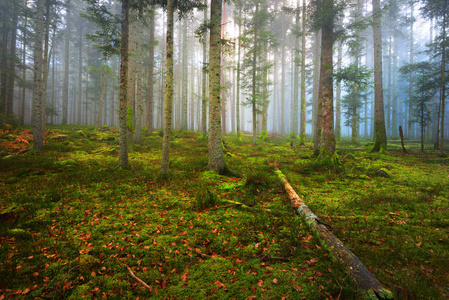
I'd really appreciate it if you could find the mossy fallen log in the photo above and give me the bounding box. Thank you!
[274,167,393,300]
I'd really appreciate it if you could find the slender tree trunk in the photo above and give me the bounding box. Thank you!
[252,3,259,144]
[32,0,45,150]
[299,0,307,144]
[313,31,321,152]
[134,22,143,144]
[181,18,188,130]
[262,41,268,136]
[221,2,227,134]
[127,11,137,140]
[118,0,129,168]
[440,5,447,156]
[62,0,70,124]
[96,70,107,129]
[160,0,174,175]
[371,0,387,152]
[77,27,83,125]
[280,19,286,135]
[201,0,208,136]
[408,3,414,138]
[21,1,28,125]
[335,42,342,141]
[319,21,335,157]
[5,3,18,117]
[392,24,398,138]
[146,9,155,135]
[236,4,241,139]
[291,3,300,138]
[208,0,227,174]
[41,1,51,131]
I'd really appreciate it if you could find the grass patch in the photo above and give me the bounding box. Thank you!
[0,126,447,299]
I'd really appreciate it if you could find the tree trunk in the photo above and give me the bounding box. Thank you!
[275,167,393,299]
[118,0,129,168]
[208,0,227,174]
[62,0,70,125]
[77,27,83,125]
[41,1,51,132]
[201,0,208,136]
[127,10,137,139]
[371,0,387,152]
[319,21,335,158]
[335,42,342,141]
[21,0,28,125]
[5,2,18,117]
[32,0,45,151]
[291,2,300,138]
[235,4,241,139]
[313,31,321,152]
[252,3,259,144]
[96,71,107,129]
[160,0,174,175]
[299,0,307,144]
[181,18,188,130]
[440,2,447,156]
[134,22,143,144]
[408,3,414,138]
[147,9,155,135]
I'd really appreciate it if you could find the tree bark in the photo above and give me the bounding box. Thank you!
[134,21,143,144]
[32,0,45,151]
[208,0,227,174]
[181,18,188,130]
[299,0,307,144]
[319,21,335,157]
[62,0,70,125]
[201,0,208,137]
[146,9,155,135]
[275,167,393,299]
[118,0,129,168]
[160,0,174,175]
[371,0,387,152]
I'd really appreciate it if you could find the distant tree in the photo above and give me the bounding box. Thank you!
[335,64,372,144]
[420,0,449,156]
[400,62,437,152]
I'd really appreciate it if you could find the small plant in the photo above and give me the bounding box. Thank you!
[194,188,218,210]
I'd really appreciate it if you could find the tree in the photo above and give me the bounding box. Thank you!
[371,0,387,152]
[400,62,435,152]
[118,0,130,168]
[420,0,449,156]
[299,0,307,144]
[201,0,208,137]
[208,0,227,173]
[160,0,174,175]
[335,64,372,143]
[309,0,341,157]
[146,8,155,135]
[62,0,71,125]
[32,0,45,151]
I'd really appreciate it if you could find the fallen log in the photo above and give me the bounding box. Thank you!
[274,167,393,300]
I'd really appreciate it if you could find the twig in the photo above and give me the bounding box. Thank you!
[125,264,152,291]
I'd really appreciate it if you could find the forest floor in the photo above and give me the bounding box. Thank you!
[0,124,448,299]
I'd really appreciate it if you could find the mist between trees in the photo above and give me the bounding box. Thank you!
[1,0,448,156]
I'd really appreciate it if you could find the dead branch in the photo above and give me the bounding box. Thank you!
[125,264,152,292]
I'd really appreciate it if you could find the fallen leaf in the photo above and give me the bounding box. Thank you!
[273,278,278,283]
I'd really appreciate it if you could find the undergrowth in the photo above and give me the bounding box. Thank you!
[0,126,447,299]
